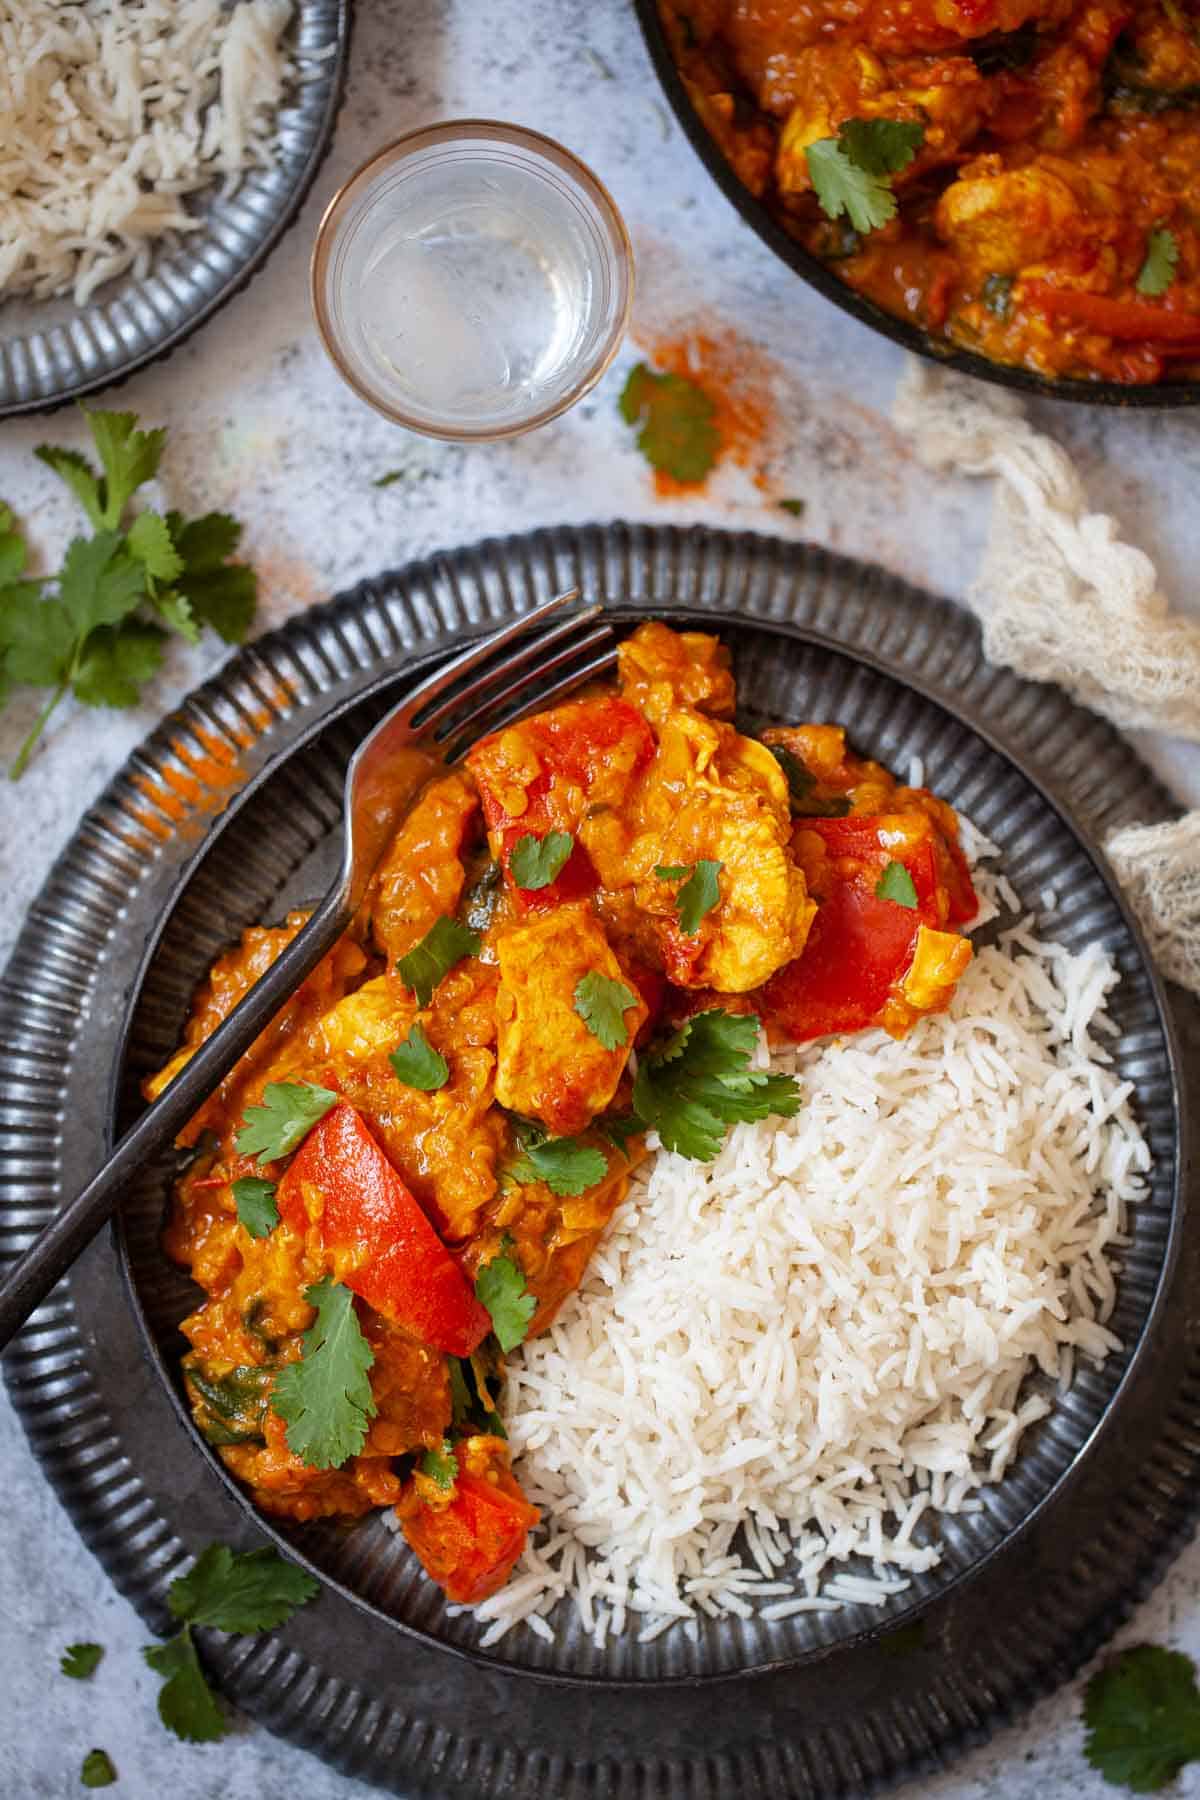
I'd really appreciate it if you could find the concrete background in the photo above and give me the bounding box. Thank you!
[3,1,1200,1793]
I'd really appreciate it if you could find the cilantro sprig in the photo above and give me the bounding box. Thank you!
[420,1437,459,1490]
[573,971,640,1050]
[232,1175,279,1239]
[2,408,257,777]
[1083,1644,1200,1792]
[619,362,720,484]
[632,1010,802,1161]
[396,915,481,1007]
[269,1276,377,1469]
[509,829,574,890]
[806,118,925,235]
[656,859,723,934]
[875,860,918,908]
[1136,227,1179,298]
[235,1081,337,1167]
[81,1749,117,1788]
[389,1021,450,1091]
[141,1541,318,1746]
[61,1642,104,1680]
[475,1239,537,1352]
[507,1116,609,1197]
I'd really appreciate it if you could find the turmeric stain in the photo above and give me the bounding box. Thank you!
[632,322,782,497]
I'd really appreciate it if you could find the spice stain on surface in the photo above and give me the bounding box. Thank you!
[628,320,792,500]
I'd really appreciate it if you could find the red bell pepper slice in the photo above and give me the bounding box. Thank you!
[761,817,943,1042]
[401,1448,539,1604]
[1021,282,1200,345]
[468,697,656,912]
[276,1103,491,1356]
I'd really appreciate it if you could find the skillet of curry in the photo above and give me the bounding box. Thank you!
[656,0,1200,386]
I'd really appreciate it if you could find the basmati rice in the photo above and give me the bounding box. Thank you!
[472,871,1150,1644]
[0,0,294,306]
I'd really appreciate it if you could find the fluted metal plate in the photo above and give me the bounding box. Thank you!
[3,525,1198,1798]
[0,1,350,418]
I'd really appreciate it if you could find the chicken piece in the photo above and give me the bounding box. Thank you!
[617,620,736,725]
[492,902,647,1137]
[604,707,815,993]
[773,46,990,194]
[367,771,480,965]
[879,925,973,1036]
[934,149,1124,276]
[727,0,1075,73]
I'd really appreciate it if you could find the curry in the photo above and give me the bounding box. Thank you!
[659,0,1200,385]
[152,622,977,1609]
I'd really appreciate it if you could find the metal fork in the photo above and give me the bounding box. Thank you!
[0,589,615,1350]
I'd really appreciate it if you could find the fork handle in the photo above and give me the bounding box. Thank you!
[0,888,352,1353]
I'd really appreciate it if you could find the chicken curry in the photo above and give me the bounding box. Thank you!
[659,0,1200,385]
[152,621,977,1609]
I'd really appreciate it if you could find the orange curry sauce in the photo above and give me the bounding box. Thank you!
[152,623,977,1609]
[659,0,1200,384]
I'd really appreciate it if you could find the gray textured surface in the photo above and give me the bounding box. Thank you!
[4,0,1200,1793]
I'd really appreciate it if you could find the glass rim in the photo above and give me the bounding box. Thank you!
[309,118,635,441]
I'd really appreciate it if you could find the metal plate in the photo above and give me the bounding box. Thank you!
[632,0,1200,410]
[3,524,1200,1798]
[0,0,351,418]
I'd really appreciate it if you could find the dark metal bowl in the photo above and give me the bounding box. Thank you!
[632,0,1200,409]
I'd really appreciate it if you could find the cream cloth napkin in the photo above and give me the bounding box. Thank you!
[892,359,1200,993]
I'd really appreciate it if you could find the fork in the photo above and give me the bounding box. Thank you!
[0,589,616,1350]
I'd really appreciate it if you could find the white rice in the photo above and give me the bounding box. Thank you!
[0,0,295,306]
[468,866,1151,1645]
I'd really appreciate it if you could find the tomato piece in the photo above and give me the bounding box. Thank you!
[276,1103,491,1357]
[761,817,945,1042]
[467,696,656,913]
[1021,283,1200,345]
[401,1444,539,1604]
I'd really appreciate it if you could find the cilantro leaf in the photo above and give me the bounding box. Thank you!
[0,502,29,585]
[167,1543,319,1633]
[1083,1645,1200,1792]
[389,1021,450,1090]
[420,1438,459,1490]
[837,117,925,177]
[234,1081,337,1166]
[806,139,897,234]
[34,446,104,529]
[58,533,146,635]
[61,1642,104,1680]
[1137,228,1179,298]
[81,1749,117,1788]
[232,1176,280,1239]
[632,1010,802,1161]
[778,498,806,517]
[448,1356,474,1425]
[153,589,200,643]
[447,1353,507,1437]
[126,509,184,585]
[875,860,918,908]
[164,510,257,644]
[269,1277,377,1469]
[509,829,574,890]
[598,1111,644,1154]
[806,120,924,237]
[71,621,165,707]
[1,587,75,686]
[678,859,723,933]
[86,409,167,528]
[396,915,480,1006]
[167,510,242,570]
[767,744,852,817]
[509,1134,609,1197]
[373,470,406,488]
[982,273,1015,319]
[142,1626,228,1744]
[475,1246,536,1351]
[654,864,688,879]
[573,971,639,1050]
[619,363,720,484]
